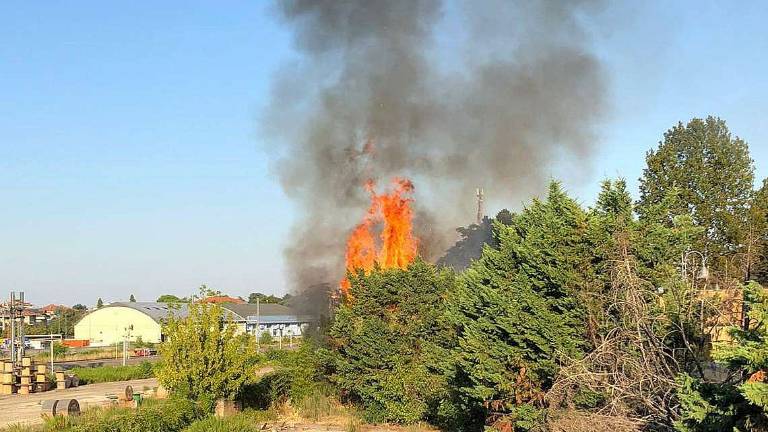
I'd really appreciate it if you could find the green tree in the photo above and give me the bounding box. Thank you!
[325,259,458,425]
[248,292,282,304]
[638,117,754,261]
[550,179,705,424]
[72,304,87,311]
[96,298,103,308]
[676,282,768,431]
[129,294,136,302]
[156,302,261,403]
[156,294,187,303]
[450,182,590,430]
[750,179,768,286]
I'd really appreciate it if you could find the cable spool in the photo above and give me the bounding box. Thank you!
[57,399,80,417]
[41,399,59,416]
[124,385,134,401]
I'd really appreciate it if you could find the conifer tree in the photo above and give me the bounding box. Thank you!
[325,260,458,425]
[450,182,590,430]
[676,282,768,431]
[750,179,768,286]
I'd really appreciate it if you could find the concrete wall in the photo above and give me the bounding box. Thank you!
[74,306,162,346]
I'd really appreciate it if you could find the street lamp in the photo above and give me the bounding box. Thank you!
[682,250,709,285]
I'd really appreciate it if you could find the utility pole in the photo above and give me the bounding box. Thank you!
[9,293,15,365]
[476,188,484,225]
[8,291,26,366]
[255,297,260,353]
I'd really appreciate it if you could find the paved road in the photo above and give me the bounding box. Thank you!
[0,377,159,428]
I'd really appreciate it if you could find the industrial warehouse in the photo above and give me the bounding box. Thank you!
[74,301,313,346]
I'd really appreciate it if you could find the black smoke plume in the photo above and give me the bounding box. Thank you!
[261,0,608,313]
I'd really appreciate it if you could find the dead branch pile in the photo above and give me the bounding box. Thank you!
[547,234,683,424]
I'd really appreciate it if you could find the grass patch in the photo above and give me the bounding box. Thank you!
[1,399,202,432]
[182,410,277,432]
[69,361,154,384]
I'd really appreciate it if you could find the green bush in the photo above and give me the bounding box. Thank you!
[68,398,203,432]
[182,410,276,432]
[244,341,328,410]
[326,260,457,425]
[258,332,274,346]
[157,302,262,401]
[52,343,69,359]
[70,361,154,384]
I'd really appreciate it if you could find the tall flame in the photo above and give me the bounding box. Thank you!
[341,177,418,296]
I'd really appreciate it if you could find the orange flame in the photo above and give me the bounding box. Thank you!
[341,177,418,296]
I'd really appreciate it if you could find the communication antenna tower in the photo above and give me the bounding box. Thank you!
[476,188,485,225]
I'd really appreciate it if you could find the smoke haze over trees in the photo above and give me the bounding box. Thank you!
[261,0,609,301]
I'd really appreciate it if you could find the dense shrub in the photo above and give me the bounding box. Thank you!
[325,260,457,425]
[12,399,205,432]
[245,341,328,408]
[71,362,154,384]
[68,398,201,432]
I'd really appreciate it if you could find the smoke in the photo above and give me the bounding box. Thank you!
[262,0,608,311]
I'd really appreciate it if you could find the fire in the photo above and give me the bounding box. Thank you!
[341,177,418,296]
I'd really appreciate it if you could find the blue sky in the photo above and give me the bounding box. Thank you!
[1,1,766,306]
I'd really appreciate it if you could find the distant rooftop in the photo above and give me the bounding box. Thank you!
[198,295,245,305]
[105,301,189,323]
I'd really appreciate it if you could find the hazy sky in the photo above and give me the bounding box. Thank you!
[1,1,766,306]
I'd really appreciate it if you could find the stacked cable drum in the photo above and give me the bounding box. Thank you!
[1,361,14,395]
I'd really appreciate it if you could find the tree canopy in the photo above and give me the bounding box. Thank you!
[638,116,754,259]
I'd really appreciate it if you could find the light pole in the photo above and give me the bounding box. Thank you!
[681,250,709,285]
[122,325,133,366]
[681,250,709,337]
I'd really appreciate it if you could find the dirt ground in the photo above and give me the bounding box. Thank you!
[0,377,158,428]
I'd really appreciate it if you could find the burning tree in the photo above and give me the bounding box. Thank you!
[341,177,419,297]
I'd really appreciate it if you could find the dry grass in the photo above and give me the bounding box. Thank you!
[546,410,645,432]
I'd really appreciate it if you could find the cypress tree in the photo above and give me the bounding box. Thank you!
[450,181,590,430]
[325,259,458,425]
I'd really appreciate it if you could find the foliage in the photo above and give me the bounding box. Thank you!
[638,116,754,260]
[96,298,103,308]
[156,302,262,402]
[751,179,768,286]
[258,332,274,346]
[129,294,136,302]
[438,210,513,272]
[3,399,204,432]
[676,282,768,431]
[450,182,590,431]
[244,340,329,411]
[325,259,457,425]
[248,292,284,304]
[156,294,188,303]
[71,361,154,384]
[22,307,87,338]
[182,410,277,432]
[68,398,202,432]
[52,342,69,359]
